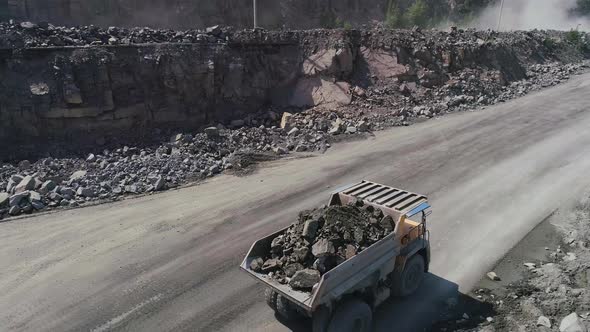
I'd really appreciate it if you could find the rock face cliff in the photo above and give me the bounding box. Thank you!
[0,22,585,160]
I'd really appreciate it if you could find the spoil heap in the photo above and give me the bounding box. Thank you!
[250,199,396,291]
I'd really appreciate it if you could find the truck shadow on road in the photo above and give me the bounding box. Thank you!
[277,273,495,331]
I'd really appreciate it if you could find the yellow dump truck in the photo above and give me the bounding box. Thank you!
[240,180,431,332]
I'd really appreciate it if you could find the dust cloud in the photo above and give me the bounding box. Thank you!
[467,0,590,31]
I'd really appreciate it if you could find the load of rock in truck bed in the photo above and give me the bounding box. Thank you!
[249,199,396,291]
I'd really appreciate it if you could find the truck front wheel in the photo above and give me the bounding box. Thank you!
[276,294,299,321]
[327,299,372,332]
[393,254,425,297]
[264,289,278,311]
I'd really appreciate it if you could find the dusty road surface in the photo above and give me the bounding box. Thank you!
[2,72,590,332]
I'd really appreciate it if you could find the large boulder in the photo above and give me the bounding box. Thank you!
[6,175,23,193]
[9,191,30,207]
[280,112,294,130]
[14,176,36,194]
[559,313,586,332]
[288,78,351,108]
[69,170,87,182]
[360,47,415,81]
[312,239,335,257]
[289,269,320,290]
[39,180,57,194]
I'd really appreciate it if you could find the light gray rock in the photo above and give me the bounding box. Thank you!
[346,126,357,134]
[14,176,35,194]
[249,257,264,272]
[262,258,280,273]
[6,175,23,193]
[284,263,305,278]
[329,120,345,135]
[288,127,300,136]
[69,170,87,182]
[273,146,288,155]
[538,316,551,328]
[289,269,320,290]
[154,177,165,191]
[294,145,307,152]
[312,239,335,257]
[0,193,8,207]
[86,153,96,162]
[560,313,586,332]
[29,191,42,203]
[49,192,63,202]
[125,185,138,194]
[486,271,501,281]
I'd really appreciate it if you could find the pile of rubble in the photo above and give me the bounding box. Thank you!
[0,118,331,219]
[0,21,233,48]
[1,23,588,220]
[249,200,395,291]
[0,60,586,220]
[283,61,586,134]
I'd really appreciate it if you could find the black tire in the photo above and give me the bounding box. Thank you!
[312,306,331,332]
[265,288,278,311]
[394,254,425,297]
[327,299,372,332]
[276,294,299,321]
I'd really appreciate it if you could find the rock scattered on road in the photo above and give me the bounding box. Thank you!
[486,271,500,281]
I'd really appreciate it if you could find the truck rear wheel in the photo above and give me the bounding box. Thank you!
[393,254,425,297]
[327,299,372,332]
[264,289,278,311]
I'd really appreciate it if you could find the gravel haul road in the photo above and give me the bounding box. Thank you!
[2,73,590,332]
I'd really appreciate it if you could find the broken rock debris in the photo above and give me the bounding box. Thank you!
[250,199,396,291]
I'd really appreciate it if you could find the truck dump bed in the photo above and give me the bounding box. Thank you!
[240,181,429,314]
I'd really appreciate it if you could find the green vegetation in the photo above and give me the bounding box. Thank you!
[565,29,589,52]
[405,0,429,27]
[384,0,430,29]
[385,0,404,28]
